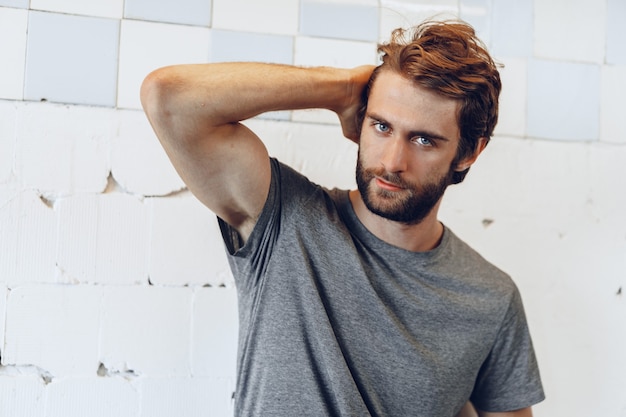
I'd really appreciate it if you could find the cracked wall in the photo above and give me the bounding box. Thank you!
[1,1,626,417]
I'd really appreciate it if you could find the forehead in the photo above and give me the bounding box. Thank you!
[367,70,460,141]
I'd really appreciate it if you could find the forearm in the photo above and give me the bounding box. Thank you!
[141,62,357,140]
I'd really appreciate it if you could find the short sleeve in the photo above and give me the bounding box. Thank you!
[470,289,545,412]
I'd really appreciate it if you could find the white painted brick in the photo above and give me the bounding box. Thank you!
[147,194,232,286]
[0,285,6,354]
[117,20,210,109]
[494,57,527,137]
[212,0,299,35]
[45,377,139,417]
[0,7,27,100]
[30,0,124,18]
[534,0,606,63]
[460,0,491,46]
[124,0,212,27]
[56,193,149,285]
[3,285,101,376]
[112,109,185,196]
[15,102,112,195]
[138,376,235,417]
[191,287,238,378]
[0,191,57,286]
[100,286,193,376]
[600,65,626,144]
[0,375,46,417]
[379,0,458,40]
[245,119,357,190]
[0,100,17,184]
[300,0,379,42]
[490,0,532,57]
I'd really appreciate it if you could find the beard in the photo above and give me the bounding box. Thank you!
[355,153,454,226]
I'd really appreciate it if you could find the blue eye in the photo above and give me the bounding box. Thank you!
[411,136,432,146]
[374,122,390,133]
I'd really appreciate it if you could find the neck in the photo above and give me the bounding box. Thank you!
[348,189,444,252]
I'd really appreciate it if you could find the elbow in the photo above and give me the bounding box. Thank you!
[140,66,177,119]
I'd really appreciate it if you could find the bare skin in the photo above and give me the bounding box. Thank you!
[141,62,533,417]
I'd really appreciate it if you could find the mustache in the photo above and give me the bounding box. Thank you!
[365,167,415,189]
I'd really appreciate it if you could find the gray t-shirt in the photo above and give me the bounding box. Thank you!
[219,159,544,417]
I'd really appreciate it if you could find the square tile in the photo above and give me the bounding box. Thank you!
[24,11,119,107]
[490,0,532,57]
[0,7,27,100]
[607,0,626,64]
[600,65,626,144]
[212,0,299,35]
[0,0,28,8]
[527,59,600,141]
[534,0,605,63]
[300,0,378,42]
[124,0,212,26]
[460,0,491,46]
[0,101,17,182]
[210,30,293,64]
[30,0,123,18]
[117,20,210,109]
[494,58,527,137]
[379,0,458,41]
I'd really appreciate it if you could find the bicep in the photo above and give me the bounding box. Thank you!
[156,118,271,241]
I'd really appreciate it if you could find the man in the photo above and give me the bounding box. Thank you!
[141,20,544,417]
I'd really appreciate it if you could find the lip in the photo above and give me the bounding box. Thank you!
[375,177,403,191]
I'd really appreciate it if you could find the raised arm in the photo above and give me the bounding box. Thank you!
[140,63,372,241]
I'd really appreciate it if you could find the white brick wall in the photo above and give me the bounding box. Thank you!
[0,1,624,416]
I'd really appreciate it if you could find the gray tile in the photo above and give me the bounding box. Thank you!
[24,11,119,107]
[210,30,294,64]
[607,0,626,64]
[490,0,533,57]
[300,1,378,42]
[527,59,600,141]
[0,0,28,8]
[124,0,212,26]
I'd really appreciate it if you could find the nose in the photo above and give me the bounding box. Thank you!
[381,138,408,173]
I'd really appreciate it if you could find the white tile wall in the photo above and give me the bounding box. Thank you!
[490,0,533,57]
[1,1,626,417]
[124,0,212,26]
[494,58,528,137]
[3,285,102,376]
[147,194,232,287]
[534,0,606,63]
[24,11,119,107]
[117,20,211,109]
[56,193,149,285]
[0,8,28,100]
[112,109,185,196]
[0,376,45,417]
[45,378,139,417]
[0,191,57,286]
[15,102,112,194]
[527,59,600,141]
[379,0,458,39]
[601,65,626,144]
[0,0,29,8]
[191,287,238,378]
[300,0,379,41]
[607,0,626,64]
[30,0,123,18]
[212,0,299,35]
[209,30,294,64]
[0,100,17,182]
[100,286,192,376]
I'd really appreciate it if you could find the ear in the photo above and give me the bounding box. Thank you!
[455,137,488,172]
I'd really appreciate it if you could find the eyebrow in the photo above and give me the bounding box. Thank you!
[366,113,451,142]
